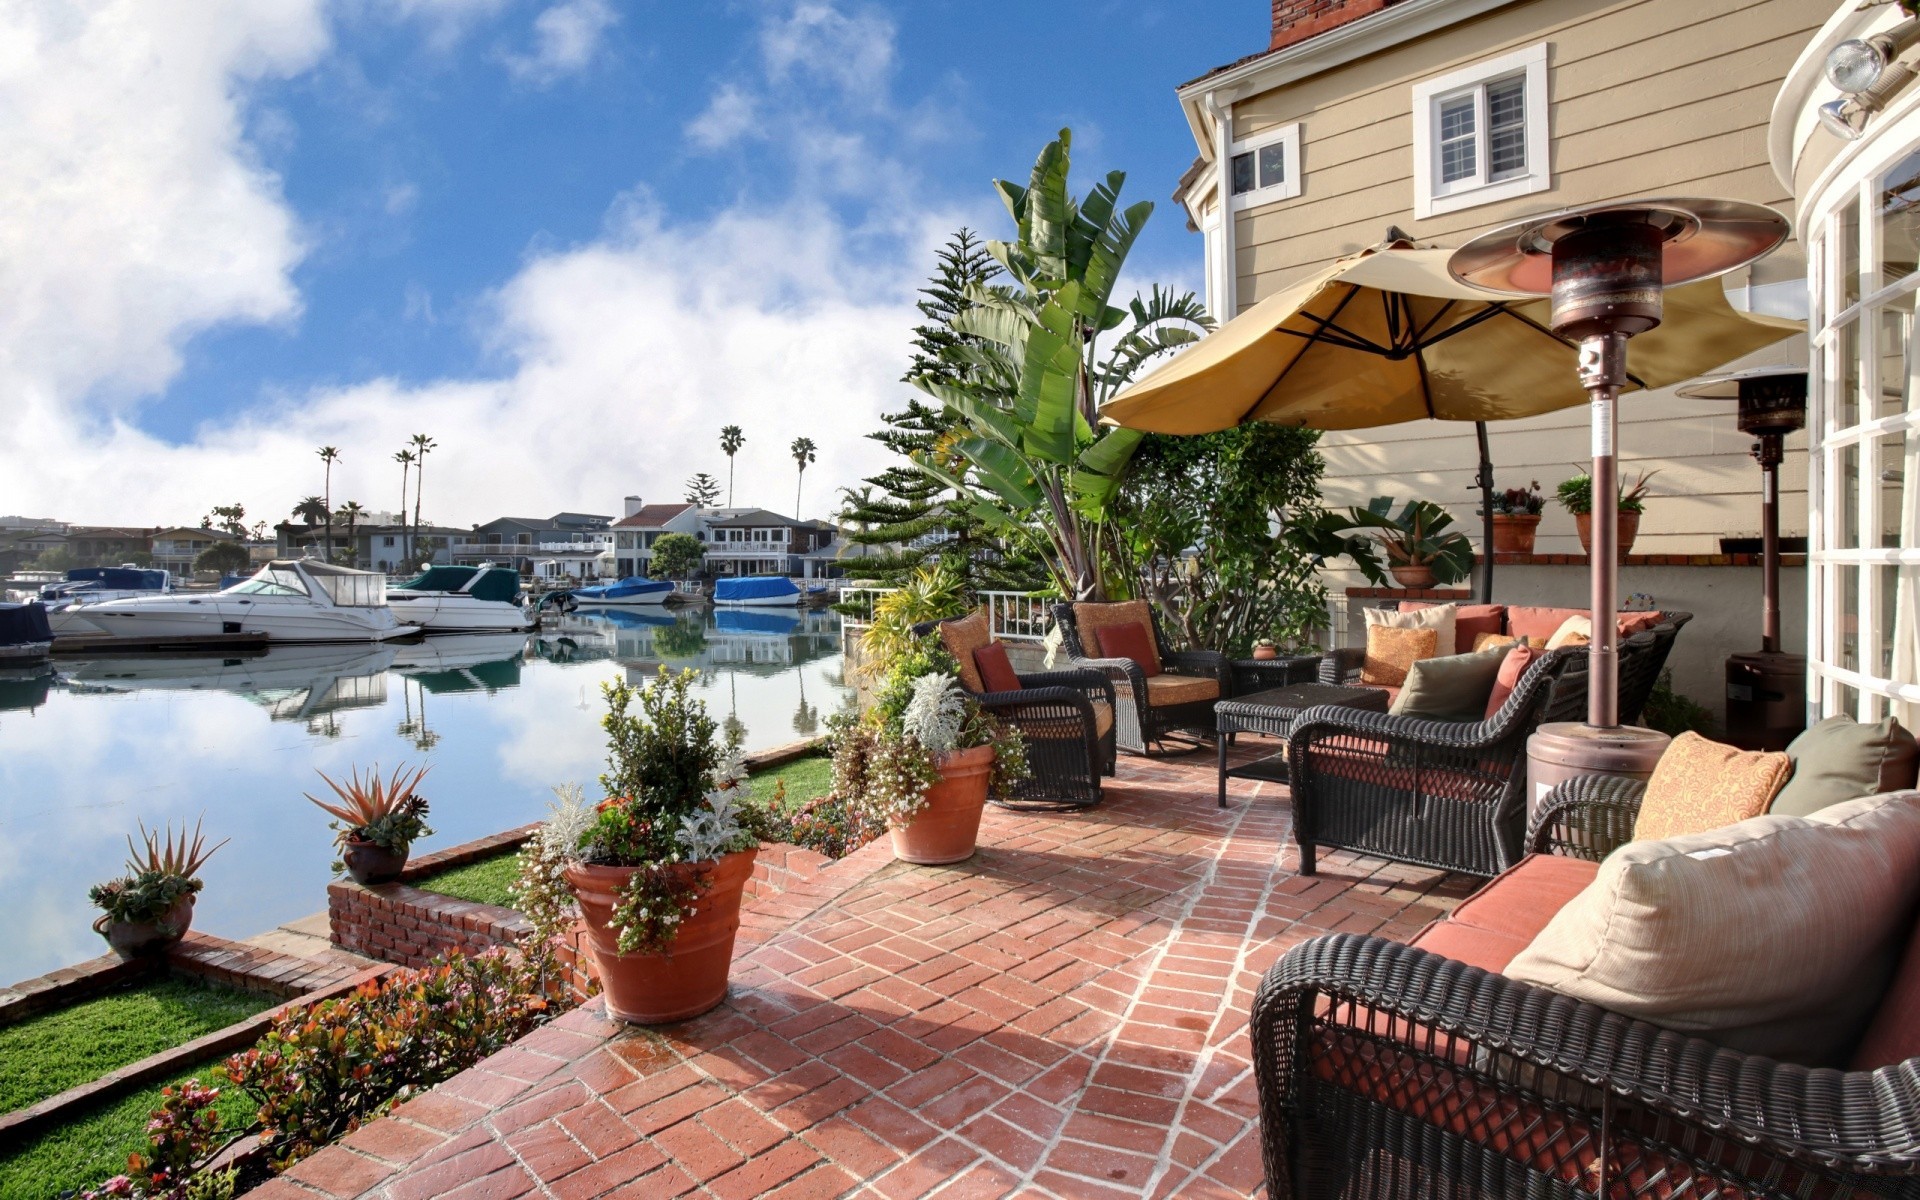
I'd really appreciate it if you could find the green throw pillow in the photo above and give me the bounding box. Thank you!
[1388,645,1509,721]
[1770,716,1920,817]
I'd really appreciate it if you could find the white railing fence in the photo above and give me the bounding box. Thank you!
[838,588,1051,645]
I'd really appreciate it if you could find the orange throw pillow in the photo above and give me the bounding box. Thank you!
[1634,731,1794,842]
[1360,626,1437,689]
[1483,642,1537,720]
[973,642,1022,694]
[1095,621,1161,677]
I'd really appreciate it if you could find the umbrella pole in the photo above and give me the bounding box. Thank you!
[1475,421,1495,604]
[1581,335,1626,729]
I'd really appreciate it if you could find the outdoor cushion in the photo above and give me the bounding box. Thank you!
[1359,626,1438,689]
[1634,732,1791,841]
[1851,897,1920,1069]
[1544,614,1592,650]
[972,642,1022,694]
[1409,920,1531,975]
[1094,621,1161,677]
[1771,715,1920,817]
[1389,644,1508,720]
[1617,609,1665,636]
[1483,643,1538,720]
[1472,632,1520,652]
[1366,602,1456,661]
[1019,701,1115,742]
[1506,791,1920,1066]
[939,610,992,695]
[1449,854,1600,941]
[1507,606,1585,643]
[1142,674,1218,707]
[1072,600,1157,666]
[1403,602,1506,654]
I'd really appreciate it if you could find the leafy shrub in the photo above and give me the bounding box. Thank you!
[1643,669,1718,737]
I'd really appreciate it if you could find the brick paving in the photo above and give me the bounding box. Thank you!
[255,748,1478,1199]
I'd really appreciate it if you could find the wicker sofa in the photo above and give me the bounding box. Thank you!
[1251,773,1920,1199]
[1052,600,1231,756]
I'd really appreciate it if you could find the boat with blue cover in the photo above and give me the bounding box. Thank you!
[387,565,531,632]
[566,576,675,608]
[713,576,802,608]
[0,602,53,665]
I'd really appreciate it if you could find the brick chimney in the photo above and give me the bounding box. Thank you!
[1271,0,1400,51]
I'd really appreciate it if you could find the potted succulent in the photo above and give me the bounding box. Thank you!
[89,820,226,956]
[306,764,433,884]
[1251,638,1280,661]
[831,637,1027,865]
[1489,482,1546,555]
[538,667,760,1025]
[1558,469,1658,559]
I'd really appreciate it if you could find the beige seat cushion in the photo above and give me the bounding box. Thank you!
[1020,701,1114,741]
[1635,732,1792,841]
[938,609,992,694]
[1506,791,1920,1066]
[1359,625,1438,689]
[1072,600,1158,664]
[1365,602,1456,660]
[1142,674,1219,707]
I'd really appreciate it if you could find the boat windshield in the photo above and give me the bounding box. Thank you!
[309,572,387,608]
[227,568,312,598]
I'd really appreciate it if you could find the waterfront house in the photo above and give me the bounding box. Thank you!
[61,526,155,565]
[0,527,67,574]
[452,513,614,577]
[610,498,701,578]
[275,518,461,573]
[148,527,240,575]
[700,509,837,578]
[1171,0,1823,715]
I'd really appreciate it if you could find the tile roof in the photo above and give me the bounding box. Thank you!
[612,503,694,528]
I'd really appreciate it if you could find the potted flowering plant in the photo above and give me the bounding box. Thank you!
[1558,468,1658,559]
[305,764,433,884]
[832,637,1027,865]
[89,819,226,956]
[1489,481,1545,555]
[530,667,759,1025]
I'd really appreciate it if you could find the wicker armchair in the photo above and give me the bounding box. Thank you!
[922,616,1117,810]
[1250,932,1920,1199]
[1526,773,1648,862]
[1051,600,1230,756]
[1285,645,1588,878]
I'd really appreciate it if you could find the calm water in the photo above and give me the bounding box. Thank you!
[0,607,851,982]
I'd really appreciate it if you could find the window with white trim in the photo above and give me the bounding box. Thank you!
[1412,43,1550,219]
[1226,122,1302,211]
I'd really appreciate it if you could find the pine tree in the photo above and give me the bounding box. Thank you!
[840,229,1046,590]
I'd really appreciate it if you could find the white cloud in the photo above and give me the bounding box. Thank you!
[503,0,616,85]
[685,84,761,150]
[760,2,893,102]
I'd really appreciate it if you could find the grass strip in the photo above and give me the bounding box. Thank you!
[0,1056,253,1200]
[0,977,272,1114]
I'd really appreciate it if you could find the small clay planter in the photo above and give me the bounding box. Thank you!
[1575,511,1641,559]
[94,894,195,957]
[891,743,994,866]
[1389,564,1437,589]
[342,838,409,885]
[1251,644,1279,661]
[567,847,758,1025]
[1491,513,1541,555]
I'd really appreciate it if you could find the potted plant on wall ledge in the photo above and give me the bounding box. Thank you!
[538,668,759,1025]
[832,637,1027,865]
[89,819,226,956]
[306,764,433,884]
[1490,482,1546,555]
[1558,468,1658,559]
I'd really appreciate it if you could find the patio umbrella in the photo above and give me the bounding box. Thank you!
[1099,239,1799,600]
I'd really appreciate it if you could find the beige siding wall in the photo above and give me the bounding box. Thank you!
[1205,0,1823,553]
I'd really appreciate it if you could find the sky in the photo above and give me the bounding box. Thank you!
[0,0,1264,529]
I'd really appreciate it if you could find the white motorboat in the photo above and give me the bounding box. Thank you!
[387,566,532,632]
[39,567,172,636]
[79,561,412,644]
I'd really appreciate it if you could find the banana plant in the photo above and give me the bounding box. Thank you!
[1294,498,1477,586]
[910,130,1212,601]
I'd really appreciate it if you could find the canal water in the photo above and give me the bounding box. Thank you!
[0,607,852,982]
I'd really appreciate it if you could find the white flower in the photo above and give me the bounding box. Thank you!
[676,788,746,862]
[538,783,595,858]
[901,672,966,754]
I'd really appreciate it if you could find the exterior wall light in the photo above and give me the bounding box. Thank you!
[1819,20,1920,140]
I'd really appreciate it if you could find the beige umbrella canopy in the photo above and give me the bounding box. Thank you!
[1099,241,1799,597]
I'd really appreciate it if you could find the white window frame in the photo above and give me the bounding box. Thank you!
[1412,42,1550,220]
[1226,122,1302,212]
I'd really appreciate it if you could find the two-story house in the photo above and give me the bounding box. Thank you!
[610,499,701,578]
[63,526,155,565]
[452,513,614,577]
[149,527,241,574]
[276,517,462,573]
[700,510,838,577]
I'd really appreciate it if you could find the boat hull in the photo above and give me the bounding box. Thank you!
[713,594,802,607]
[386,594,533,632]
[572,593,671,607]
[79,598,408,644]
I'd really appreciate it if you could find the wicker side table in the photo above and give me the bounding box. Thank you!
[1215,683,1391,808]
[1230,655,1322,695]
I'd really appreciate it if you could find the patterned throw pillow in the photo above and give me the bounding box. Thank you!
[1544,614,1592,650]
[1634,731,1793,841]
[1364,602,1456,661]
[1360,626,1438,689]
[1472,632,1520,652]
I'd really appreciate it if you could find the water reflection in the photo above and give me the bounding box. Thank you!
[0,608,849,980]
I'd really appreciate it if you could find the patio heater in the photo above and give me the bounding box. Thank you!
[1676,366,1809,750]
[1448,199,1789,796]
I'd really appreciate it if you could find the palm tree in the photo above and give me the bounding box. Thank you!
[292,496,328,525]
[719,425,745,507]
[337,501,366,566]
[393,449,417,566]
[790,437,817,518]
[409,434,436,560]
[317,446,341,559]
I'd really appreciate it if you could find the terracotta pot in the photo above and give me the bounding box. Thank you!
[94,894,195,957]
[566,847,757,1025]
[1389,563,1437,589]
[342,839,409,884]
[1490,513,1541,555]
[1251,644,1278,661]
[891,743,994,865]
[1575,511,1641,559]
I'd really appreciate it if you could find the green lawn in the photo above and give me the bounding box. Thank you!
[0,1057,255,1200]
[0,977,272,1114]
[411,755,837,911]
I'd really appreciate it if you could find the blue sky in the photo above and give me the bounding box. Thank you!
[1,1,1264,525]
